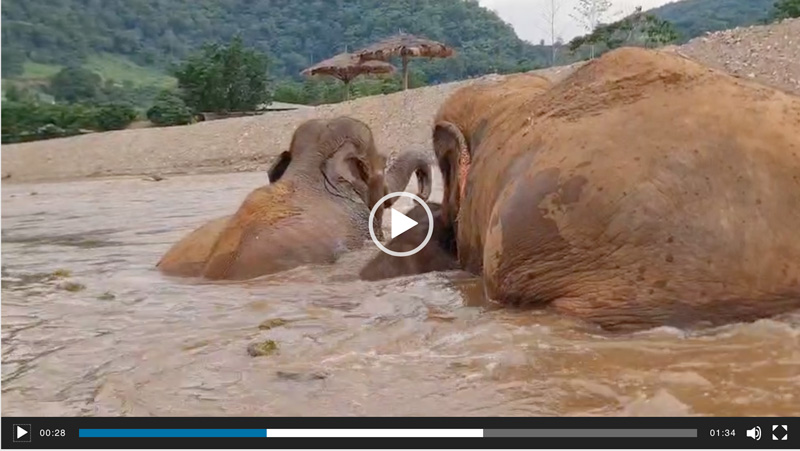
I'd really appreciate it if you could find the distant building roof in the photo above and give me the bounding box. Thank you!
[258,101,313,111]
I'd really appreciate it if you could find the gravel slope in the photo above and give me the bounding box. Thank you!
[3,19,797,184]
[679,18,799,96]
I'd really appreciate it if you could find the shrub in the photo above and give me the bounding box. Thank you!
[49,66,103,103]
[774,0,800,19]
[94,103,138,131]
[146,90,194,126]
[1,100,138,143]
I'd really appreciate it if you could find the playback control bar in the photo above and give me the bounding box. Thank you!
[76,428,694,438]
[3,417,796,449]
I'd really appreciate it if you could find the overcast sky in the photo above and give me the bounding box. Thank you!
[478,0,677,44]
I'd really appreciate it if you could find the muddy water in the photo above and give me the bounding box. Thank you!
[2,172,799,417]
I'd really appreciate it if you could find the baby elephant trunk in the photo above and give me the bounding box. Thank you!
[383,149,434,207]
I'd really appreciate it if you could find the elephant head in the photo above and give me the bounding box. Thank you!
[264,118,433,244]
[431,74,552,265]
[264,117,431,212]
[261,117,384,209]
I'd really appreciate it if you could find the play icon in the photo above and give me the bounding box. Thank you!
[390,207,418,239]
[369,191,433,257]
[14,424,31,442]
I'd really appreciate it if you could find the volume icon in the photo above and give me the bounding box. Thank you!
[747,426,761,440]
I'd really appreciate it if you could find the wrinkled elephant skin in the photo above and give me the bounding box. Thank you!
[433,47,800,331]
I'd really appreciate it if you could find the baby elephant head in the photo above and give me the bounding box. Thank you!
[267,116,432,212]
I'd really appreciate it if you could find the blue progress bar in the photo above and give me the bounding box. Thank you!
[79,429,266,438]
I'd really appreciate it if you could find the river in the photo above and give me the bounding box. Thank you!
[2,172,798,416]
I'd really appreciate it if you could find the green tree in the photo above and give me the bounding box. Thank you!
[569,7,680,54]
[94,103,138,130]
[272,81,306,105]
[146,90,194,126]
[571,0,612,58]
[95,80,162,110]
[1,48,26,78]
[49,67,103,103]
[643,15,680,47]
[4,85,38,103]
[774,0,800,18]
[174,35,271,113]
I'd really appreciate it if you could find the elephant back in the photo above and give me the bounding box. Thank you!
[484,47,800,327]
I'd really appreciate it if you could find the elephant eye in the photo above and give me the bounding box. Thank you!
[349,157,369,183]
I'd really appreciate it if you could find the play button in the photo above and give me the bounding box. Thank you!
[390,207,418,239]
[13,424,31,442]
[369,191,433,257]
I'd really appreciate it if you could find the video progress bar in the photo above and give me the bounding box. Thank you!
[79,429,697,438]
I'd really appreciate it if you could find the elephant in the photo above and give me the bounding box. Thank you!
[431,47,800,331]
[156,116,433,280]
[359,202,459,281]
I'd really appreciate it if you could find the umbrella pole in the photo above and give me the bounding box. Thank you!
[402,55,409,91]
[343,79,350,101]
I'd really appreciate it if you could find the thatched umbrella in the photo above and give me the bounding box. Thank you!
[301,53,395,101]
[356,33,455,90]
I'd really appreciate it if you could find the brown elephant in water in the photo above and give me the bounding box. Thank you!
[157,116,432,280]
[429,47,800,331]
[359,202,459,281]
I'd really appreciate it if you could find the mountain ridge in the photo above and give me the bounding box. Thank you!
[649,0,775,41]
[2,0,780,87]
[1,0,551,84]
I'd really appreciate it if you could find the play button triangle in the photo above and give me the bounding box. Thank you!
[17,426,28,439]
[390,208,418,239]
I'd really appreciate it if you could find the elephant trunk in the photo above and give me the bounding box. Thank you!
[384,150,434,205]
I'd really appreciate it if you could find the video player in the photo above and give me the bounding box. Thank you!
[3,2,800,450]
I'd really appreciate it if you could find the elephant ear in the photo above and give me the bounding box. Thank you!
[322,142,372,205]
[267,151,292,183]
[433,121,471,229]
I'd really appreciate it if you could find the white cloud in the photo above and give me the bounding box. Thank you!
[478,0,677,44]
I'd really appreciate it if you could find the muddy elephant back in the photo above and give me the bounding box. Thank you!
[202,183,305,280]
[157,215,233,277]
[484,47,800,329]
